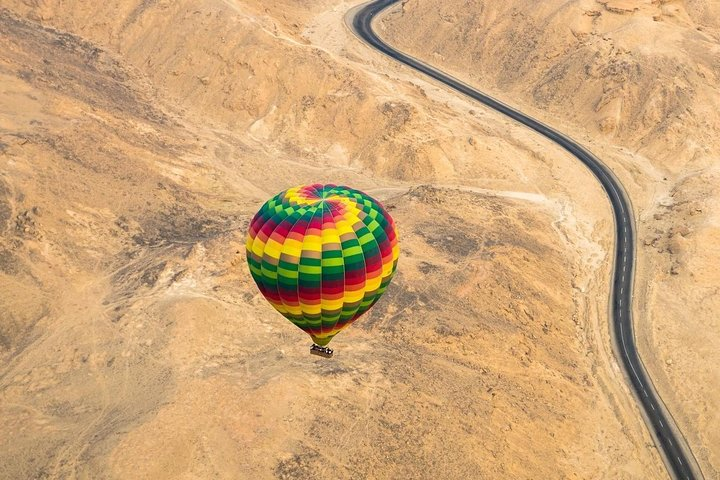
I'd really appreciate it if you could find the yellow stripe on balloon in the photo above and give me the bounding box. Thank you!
[263,238,283,260]
[283,238,303,258]
[302,234,322,252]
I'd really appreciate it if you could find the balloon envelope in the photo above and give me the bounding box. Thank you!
[246,184,399,346]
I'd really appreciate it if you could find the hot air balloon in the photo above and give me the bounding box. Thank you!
[246,184,399,357]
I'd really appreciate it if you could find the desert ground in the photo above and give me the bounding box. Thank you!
[0,0,716,478]
[382,1,720,477]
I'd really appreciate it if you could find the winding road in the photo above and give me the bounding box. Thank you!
[349,1,702,479]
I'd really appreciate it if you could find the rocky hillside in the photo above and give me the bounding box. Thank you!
[0,1,677,478]
[381,1,720,476]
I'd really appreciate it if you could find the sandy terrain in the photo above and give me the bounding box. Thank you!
[1,0,710,478]
[381,1,720,477]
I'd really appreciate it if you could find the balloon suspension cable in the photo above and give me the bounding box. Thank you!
[310,344,334,358]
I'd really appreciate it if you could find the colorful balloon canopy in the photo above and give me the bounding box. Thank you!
[246,184,399,347]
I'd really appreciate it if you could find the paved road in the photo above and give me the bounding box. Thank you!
[349,1,701,479]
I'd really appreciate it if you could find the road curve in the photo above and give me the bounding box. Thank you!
[349,1,701,479]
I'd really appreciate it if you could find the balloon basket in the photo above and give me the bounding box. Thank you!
[310,344,334,358]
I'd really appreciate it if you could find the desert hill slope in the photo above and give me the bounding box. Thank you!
[381,0,720,476]
[0,1,681,478]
